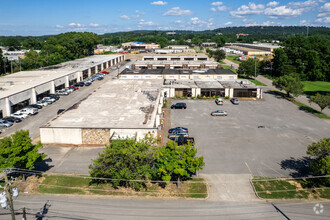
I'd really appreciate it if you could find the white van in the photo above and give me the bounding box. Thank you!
[17,107,38,115]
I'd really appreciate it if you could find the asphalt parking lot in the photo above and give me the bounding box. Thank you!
[170,93,330,178]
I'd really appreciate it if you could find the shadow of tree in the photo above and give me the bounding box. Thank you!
[280,156,312,177]
[34,157,54,172]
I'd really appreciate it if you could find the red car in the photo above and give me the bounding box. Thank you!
[100,71,109,74]
[70,85,79,90]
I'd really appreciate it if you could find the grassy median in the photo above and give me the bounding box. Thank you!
[37,174,208,199]
[252,177,330,199]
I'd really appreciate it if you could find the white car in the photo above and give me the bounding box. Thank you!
[17,107,38,115]
[37,100,49,107]
[11,112,28,119]
[56,90,69,96]
[42,97,56,103]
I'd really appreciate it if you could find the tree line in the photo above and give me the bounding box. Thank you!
[0,32,99,73]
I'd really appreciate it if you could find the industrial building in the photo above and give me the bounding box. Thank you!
[119,69,237,81]
[0,55,124,118]
[40,80,163,145]
[162,79,263,99]
[224,43,281,55]
[143,55,209,61]
[122,42,160,52]
[119,69,262,99]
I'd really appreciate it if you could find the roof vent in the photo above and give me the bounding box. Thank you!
[4,81,13,86]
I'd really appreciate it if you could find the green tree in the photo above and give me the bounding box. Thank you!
[212,50,226,62]
[309,93,330,112]
[22,38,43,50]
[213,35,225,47]
[306,138,330,185]
[156,37,168,48]
[272,48,290,77]
[153,141,205,183]
[89,138,154,190]
[3,37,21,51]
[272,74,304,97]
[238,58,260,78]
[0,130,45,170]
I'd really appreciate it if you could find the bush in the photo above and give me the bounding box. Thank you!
[224,96,229,100]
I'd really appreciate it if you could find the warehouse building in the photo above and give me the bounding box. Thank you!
[0,55,124,118]
[143,55,209,61]
[119,69,237,80]
[40,80,163,145]
[132,60,220,70]
[224,43,281,56]
[162,79,263,99]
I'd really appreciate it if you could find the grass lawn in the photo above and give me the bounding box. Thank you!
[226,55,241,64]
[219,61,226,64]
[37,174,207,199]
[271,90,330,119]
[222,65,237,73]
[302,81,330,96]
[252,177,329,199]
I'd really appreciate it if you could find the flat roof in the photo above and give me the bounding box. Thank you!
[44,79,162,129]
[195,81,224,89]
[164,79,198,88]
[121,68,236,75]
[134,60,219,65]
[220,79,258,88]
[0,55,122,100]
[40,55,122,72]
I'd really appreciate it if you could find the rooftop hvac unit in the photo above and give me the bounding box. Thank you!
[4,81,13,86]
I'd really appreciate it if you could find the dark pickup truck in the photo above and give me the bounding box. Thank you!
[171,135,195,146]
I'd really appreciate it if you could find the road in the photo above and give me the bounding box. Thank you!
[0,194,328,220]
[0,62,130,141]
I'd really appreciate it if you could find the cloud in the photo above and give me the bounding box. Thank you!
[230,3,265,17]
[68,23,84,27]
[89,23,99,27]
[120,15,130,20]
[264,6,304,18]
[224,21,232,25]
[175,20,182,24]
[267,1,279,7]
[55,25,63,28]
[188,17,214,29]
[163,7,193,16]
[151,1,167,5]
[138,19,157,26]
[288,0,318,9]
[211,2,223,6]
[211,5,228,12]
[318,3,330,17]
[300,19,307,24]
[315,16,330,23]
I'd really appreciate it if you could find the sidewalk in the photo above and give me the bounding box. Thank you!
[256,75,330,117]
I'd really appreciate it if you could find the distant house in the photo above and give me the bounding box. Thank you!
[202,42,217,48]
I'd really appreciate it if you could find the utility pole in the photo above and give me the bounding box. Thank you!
[22,207,26,220]
[4,172,16,220]
[254,58,257,78]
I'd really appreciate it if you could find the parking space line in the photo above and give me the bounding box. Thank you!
[245,162,253,175]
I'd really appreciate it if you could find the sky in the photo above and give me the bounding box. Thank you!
[1,0,329,36]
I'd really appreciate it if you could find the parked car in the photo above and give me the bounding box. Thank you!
[11,112,28,119]
[29,104,43,109]
[65,87,74,93]
[42,97,56,103]
[70,85,79,90]
[0,119,13,127]
[50,94,60,100]
[74,82,85,87]
[2,116,22,123]
[173,135,195,146]
[168,127,188,134]
[84,81,92,86]
[37,100,49,107]
[17,107,38,115]
[230,98,239,105]
[125,59,131,62]
[168,131,189,139]
[215,98,224,105]
[211,110,228,116]
[100,71,109,74]
[56,90,69,96]
[171,103,187,109]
